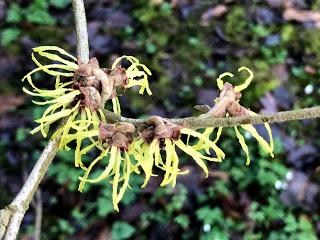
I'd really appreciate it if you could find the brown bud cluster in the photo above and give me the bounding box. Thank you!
[209,82,250,118]
[99,122,135,151]
[105,66,128,88]
[71,58,128,111]
[141,116,181,147]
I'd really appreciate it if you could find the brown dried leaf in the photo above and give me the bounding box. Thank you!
[227,101,250,117]
[79,86,101,111]
[304,65,317,75]
[116,122,136,134]
[283,7,320,28]
[99,123,116,141]
[0,95,25,113]
[201,5,228,26]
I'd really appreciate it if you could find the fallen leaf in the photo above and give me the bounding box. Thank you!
[95,226,112,240]
[0,95,25,113]
[271,64,289,82]
[283,7,320,28]
[201,5,228,26]
[304,65,317,75]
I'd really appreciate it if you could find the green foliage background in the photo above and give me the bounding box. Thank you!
[1,1,320,239]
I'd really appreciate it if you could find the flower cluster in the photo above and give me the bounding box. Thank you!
[23,46,151,152]
[74,117,224,211]
[194,66,274,165]
[23,46,274,211]
[133,116,225,188]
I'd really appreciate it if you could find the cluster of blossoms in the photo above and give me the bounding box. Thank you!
[23,46,274,211]
[194,67,274,165]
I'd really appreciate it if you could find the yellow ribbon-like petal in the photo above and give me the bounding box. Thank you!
[33,46,77,61]
[234,126,251,165]
[234,66,254,92]
[217,72,234,90]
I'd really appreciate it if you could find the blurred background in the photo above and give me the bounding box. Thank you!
[1,0,320,239]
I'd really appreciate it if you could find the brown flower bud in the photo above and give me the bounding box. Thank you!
[227,101,250,117]
[99,123,116,141]
[99,122,136,150]
[143,116,182,142]
[110,67,128,88]
[112,132,131,150]
[141,127,155,144]
[79,86,101,111]
[116,122,136,134]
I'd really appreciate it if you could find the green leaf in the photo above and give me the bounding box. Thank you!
[146,42,157,54]
[112,221,136,240]
[196,206,224,225]
[174,214,190,229]
[97,196,113,217]
[16,128,29,142]
[50,0,71,9]
[57,219,75,234]
[284,214,298,233]
[6,3,23,23]
[26,3,55,25]
[1,28,21,46]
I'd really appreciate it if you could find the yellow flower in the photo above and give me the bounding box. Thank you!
[195,66,274,165]
[77,145,133,212]
[77,122,136,212]
[111,55,152,114]
[133,117,224,188]
[22,46,106,155]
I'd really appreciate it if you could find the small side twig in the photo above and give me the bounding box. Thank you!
[33,190,42,240]
[22,164,42,240]
[1,138,60,240]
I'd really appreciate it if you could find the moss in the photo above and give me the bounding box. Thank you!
[237,58,278,105]
[224,6,248,44]
[301,29,320,67]
[311,0,320,11]
[281,25,296,43]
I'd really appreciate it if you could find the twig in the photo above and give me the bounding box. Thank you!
[103,106,320,129]
[33,191,42,240]
[1,138,60,240]
[0,1,89,239]
[73,0,89,63]
[22,164,42,240]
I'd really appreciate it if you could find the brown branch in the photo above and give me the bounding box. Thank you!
[103,106,320,129]
[33,190,42,240]
[73,0,89,63]
[0,1,90,239]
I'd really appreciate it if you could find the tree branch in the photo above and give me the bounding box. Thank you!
[103,106,320,129]
[33,190,42,240]
[73,0,89,63]
[0,1,89,239]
